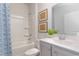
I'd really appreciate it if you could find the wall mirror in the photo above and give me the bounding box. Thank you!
[53,3,79,36]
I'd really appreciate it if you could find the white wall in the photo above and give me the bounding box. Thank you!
[28,3,39,48]
[37,3,57,39]
[28,3,57,48]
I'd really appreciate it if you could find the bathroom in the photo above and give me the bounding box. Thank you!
[1,3,79,56]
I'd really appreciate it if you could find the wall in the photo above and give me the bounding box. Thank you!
[28,3,39,48]
[37,3,57,39]
[28,3,57,48]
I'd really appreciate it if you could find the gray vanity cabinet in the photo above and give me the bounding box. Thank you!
[40,41,52,56]
[40,40,79,56]
[52,45,79,56]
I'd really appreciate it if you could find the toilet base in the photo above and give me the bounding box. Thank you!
[24,48,40,56]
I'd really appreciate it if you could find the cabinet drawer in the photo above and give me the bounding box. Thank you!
[40,41,51,50]
[52,45,79,56]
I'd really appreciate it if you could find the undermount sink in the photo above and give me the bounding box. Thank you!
[51,36,79,50]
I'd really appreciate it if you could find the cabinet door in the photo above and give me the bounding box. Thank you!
[52,45,79,56]
[40,41,52,56]
[52,46,57,56]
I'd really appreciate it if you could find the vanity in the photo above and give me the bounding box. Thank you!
[40,36,79,56]
[39,3,79,56]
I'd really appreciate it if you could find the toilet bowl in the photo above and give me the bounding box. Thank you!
[24,48,40,56]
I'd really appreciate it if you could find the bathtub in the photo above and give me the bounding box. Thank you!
[12,42,35,56]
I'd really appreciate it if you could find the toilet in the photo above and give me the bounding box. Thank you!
[24,48,40,56]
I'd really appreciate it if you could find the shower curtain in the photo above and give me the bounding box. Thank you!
[0,4,12,56]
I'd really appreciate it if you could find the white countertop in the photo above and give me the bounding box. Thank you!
[40,36,79,53]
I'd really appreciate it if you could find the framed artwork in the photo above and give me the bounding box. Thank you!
[39,9,48,21]
[38,22,48,33]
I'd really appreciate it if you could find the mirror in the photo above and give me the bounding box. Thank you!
[53,3,79,36]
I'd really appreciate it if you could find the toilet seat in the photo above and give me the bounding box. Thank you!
[24,48,40,56]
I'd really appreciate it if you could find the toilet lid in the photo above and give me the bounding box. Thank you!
[25,48,40,56]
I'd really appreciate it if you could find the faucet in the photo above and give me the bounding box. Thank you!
[59,34,65,40]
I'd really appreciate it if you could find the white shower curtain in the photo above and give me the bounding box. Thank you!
[0,3,12,56]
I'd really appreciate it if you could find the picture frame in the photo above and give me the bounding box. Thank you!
[39,9,48,21]
[38,22,48,33]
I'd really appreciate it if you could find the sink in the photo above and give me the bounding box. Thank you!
[51,36,79,50]
[40,36,79,53]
